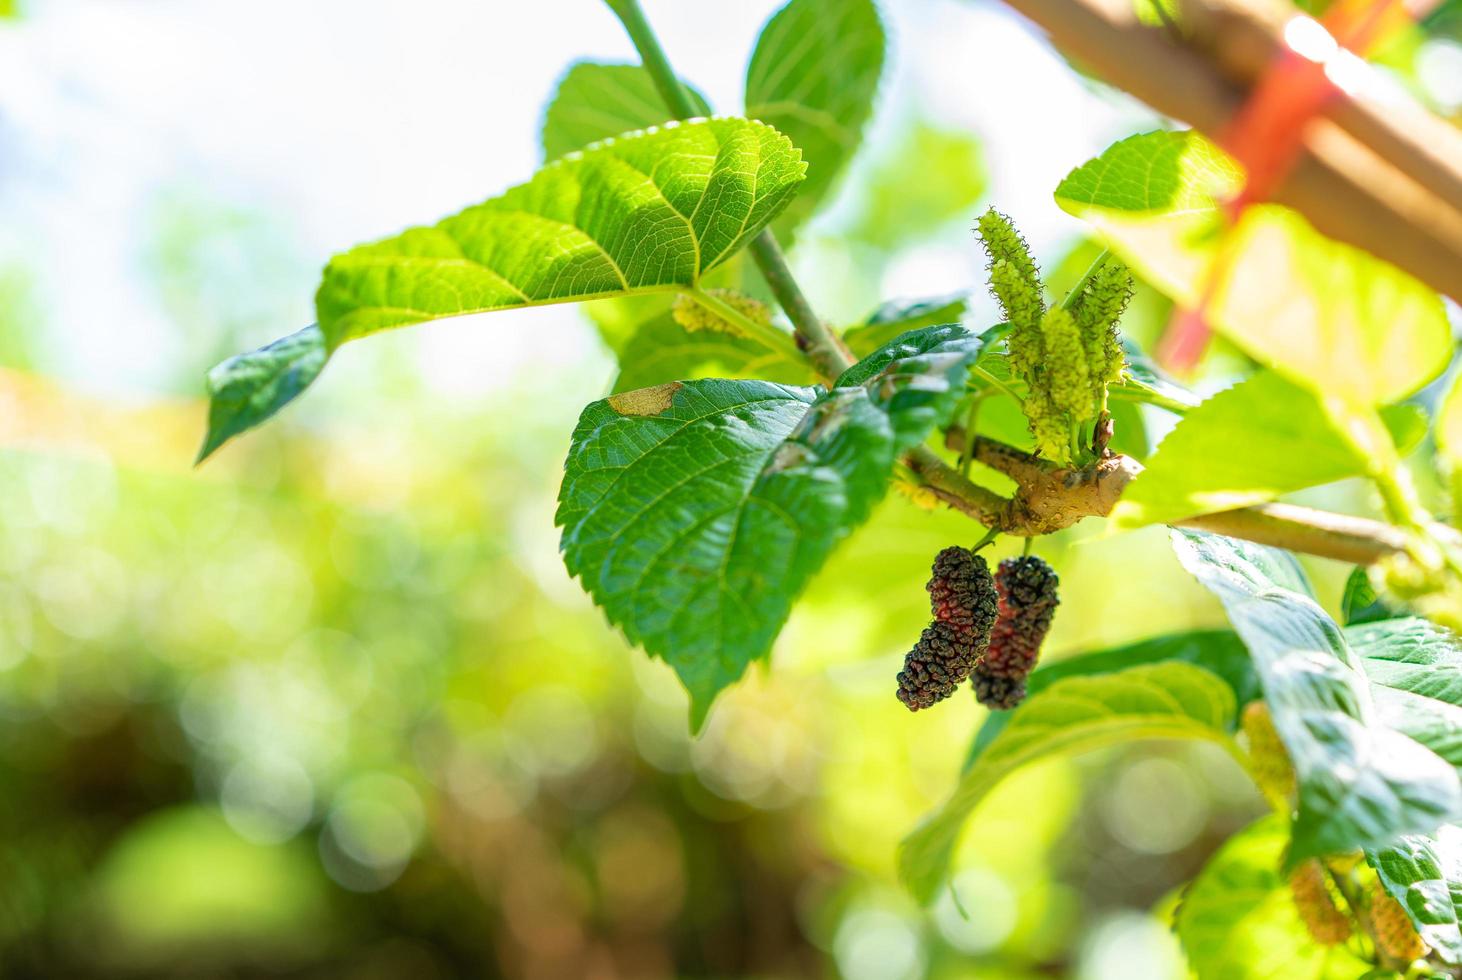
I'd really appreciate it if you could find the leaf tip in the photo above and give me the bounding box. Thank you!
[193,324,329,466]
[194,432,224,467]
[687,692,715,736]
[895,831,946,906]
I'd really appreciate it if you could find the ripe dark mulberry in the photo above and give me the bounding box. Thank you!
[980,556,1059,682]
[897,548,998,712]
[927,546,999,636]
[970,667,1027,711]
[897,621,977,710]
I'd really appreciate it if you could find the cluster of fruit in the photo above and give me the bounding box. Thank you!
[896,546,1059,712]
[977,209,1132,462]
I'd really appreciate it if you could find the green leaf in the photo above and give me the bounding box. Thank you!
[1440,371,1462,459]
[1172,529,1462,862]
[195,324,327,463]
[1115,336,1199,412]
[1342,566,1404,626]
[540,62,712,160]
[1108,397,1150,459]
[558,381,875,729]
[586,253,766,356]
[744,0,885,235]
[1055,130,1451,406]
[1058,128,1241,216]
[1302,617,1462,962]
[201,119,807,458]
[1177,815,1372,979]
[1114,371,1384,528]
[1133,0,1182,26]
[610,311,813,393]
[964,628,1259,771]
[1436,369,1462,513]
[1349,615,1462,965]
[319,118,805,347]
[558,326,983,727]
[917,630,1255,898]
[1210,206,1451,406]
[899,661,1237,902]
[1350,617,1462,766]
[1383,402,1429,456]
[1367,827,1462,965]
[843,294,968,358]
[834,323,987,451]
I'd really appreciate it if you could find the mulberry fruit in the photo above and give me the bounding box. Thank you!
[1369,880,1427,964]
[980,556,1059,681]
[897,621,978,710]
[977,210,1136,466]
[1072,261,1133,388]
[976,209,1044,335]
[897,547,998,712]
[928,546,999,635]
[1289,860,1352,946]
[1241,701,1294,801]
[970,668,1027,711]
[1039,306,1093,421]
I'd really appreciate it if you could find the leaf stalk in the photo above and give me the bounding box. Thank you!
[684,287,802,361]
[604,0,854,383]
[1059,247,1110,312]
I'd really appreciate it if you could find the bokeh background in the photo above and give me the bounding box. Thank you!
[3,1,1461,977]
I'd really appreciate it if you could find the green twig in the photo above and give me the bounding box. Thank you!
[747,233,853,379]
[1322,863,1379,965]
[604,0,853,382]
[1059,248,1111,312]
[958,396,982,477]
[602,0,701,118]
[1373,467,1427,532]
[1068,419,1086,465]
[971,366,1024,404]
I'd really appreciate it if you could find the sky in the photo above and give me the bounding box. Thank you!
[0,0,1153,403]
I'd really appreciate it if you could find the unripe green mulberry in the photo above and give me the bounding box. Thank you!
[1241,701,1294,801]
[990,260,1046,351]
[976,210,1044,333]
[671,289,772,335]
[1289,860,1352,946]
[1072,262,1133,387]
[1369,880,1427,964]
[898,547,999,712]
[1024,389,1071,461]
[1039,306,1093,420]
[980,556,1059,681]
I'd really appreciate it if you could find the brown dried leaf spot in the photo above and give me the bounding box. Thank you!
[608,382,682,417]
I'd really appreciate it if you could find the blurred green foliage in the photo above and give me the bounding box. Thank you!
[844,122,988,251]
[6,8,1441,973]
[0,328,1271,976]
